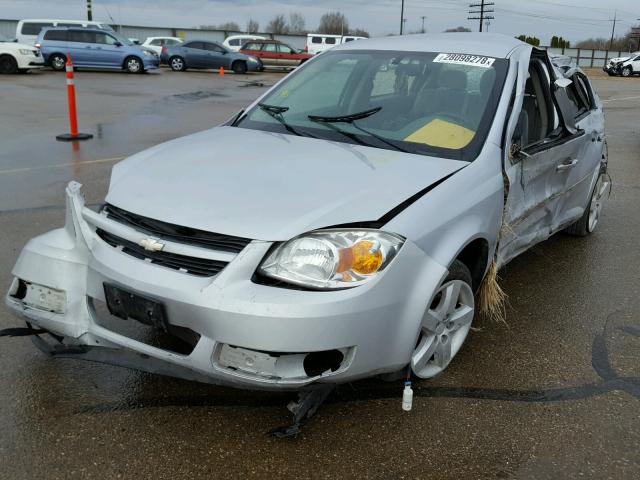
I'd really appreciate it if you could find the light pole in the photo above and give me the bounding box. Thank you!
[421,16,427,33]
[400,0,405,35]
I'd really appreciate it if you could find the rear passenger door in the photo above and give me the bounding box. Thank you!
[558,72,605,224]
[67,29,97,66]
[277,44,297,67]
[260,43,280,66]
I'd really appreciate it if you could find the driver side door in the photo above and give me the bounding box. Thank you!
[498,54,587,265]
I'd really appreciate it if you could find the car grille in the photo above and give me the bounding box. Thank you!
[102,204,251,254]
[96,229,228,277]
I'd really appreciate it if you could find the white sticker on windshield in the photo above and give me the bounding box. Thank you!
[433,53,496,68]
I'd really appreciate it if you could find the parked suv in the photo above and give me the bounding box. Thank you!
[239,39,312,68]
[37,27,159,73]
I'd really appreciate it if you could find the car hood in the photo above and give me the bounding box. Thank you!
[106,127,466,241]
[2,41,36,51]
[610,56,631,63]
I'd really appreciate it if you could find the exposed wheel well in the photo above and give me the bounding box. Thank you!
[454,238,489,292]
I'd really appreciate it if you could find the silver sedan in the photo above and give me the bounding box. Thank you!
[5,33,608,392]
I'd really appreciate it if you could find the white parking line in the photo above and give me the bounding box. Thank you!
[602,95,640,103]
[0,156,124,175]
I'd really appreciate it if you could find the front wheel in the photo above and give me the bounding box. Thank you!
[565,172,610,236]
[621,66,633,77]
[125,56,143,73]
[232,60,247,74]
[169,56,186,71]
[50,53,66,71]
[411,260,475,378]
[0,55,18,74]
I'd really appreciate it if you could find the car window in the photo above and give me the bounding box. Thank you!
[574,74,594,109]
[325,37,336,44]
[229,39,240,46]
[57,23,80,28]
[263,43,278,52]
[279,45,295,54]
[344,38,355,42]
[149,39,162,46]
[520,61,562,147]
[21,22,54,35]
[68,30,97,44]
[95,32,119,45]
[206,43,226,53]
[184,41,204,50]
[242,42,258,50]
[238,50,509,161]
[43,30,68,41]
[311,37,322,44]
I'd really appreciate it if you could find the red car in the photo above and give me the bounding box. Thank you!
[239,40,312,69]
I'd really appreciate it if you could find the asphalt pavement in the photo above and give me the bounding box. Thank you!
[0,67,638,479]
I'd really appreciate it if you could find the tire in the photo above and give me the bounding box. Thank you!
[124,56,143,73]
[232,60,247,74]
[565,171,609,236]
[0,55,18,74]
[49,53,66,71]
[411,260,474,378]
[169,56,186,71]
[621,66,632,77]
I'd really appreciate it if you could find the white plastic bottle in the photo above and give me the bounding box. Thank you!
[402,381,413,411]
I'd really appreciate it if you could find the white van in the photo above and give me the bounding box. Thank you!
[223,35,266,52]
[16,19,113,45]
[305,33,366,55]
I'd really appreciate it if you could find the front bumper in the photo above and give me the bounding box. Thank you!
[5,182,447,391]
[143,55,160,70]
[16,54,44,69]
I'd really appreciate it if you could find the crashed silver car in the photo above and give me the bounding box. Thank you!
[5,34,608,394]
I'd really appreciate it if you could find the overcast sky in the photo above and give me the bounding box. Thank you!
[1,0,639,43]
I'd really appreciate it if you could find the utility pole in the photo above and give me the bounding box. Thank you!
[608,11,617,51]
[468,1,495,33]
[485,19,491,32]
[86,0,92,21]
[400,0,405,35]
[421,16,427,33]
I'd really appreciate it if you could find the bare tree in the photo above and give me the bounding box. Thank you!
[217,21,240,32]
[352,28,370,38]
[289,12,306,34]
[444,26,471,33]
[246,19,260,34]
[266,14,289,34]
[318,11,349,35]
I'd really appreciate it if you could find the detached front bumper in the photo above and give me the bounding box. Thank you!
[5,182,447,391]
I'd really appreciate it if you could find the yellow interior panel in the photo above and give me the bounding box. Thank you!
[404,119,476,149]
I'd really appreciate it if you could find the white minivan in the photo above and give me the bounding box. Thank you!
[16,19,114,45]
[305,33,366,55]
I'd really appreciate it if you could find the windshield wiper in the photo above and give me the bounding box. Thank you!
[308,107,409,153]
[258,103,316,138]
[308,107,382,123]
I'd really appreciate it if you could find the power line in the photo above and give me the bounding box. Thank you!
[468,1,495,33]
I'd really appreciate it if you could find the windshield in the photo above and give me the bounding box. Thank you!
[236,50,508,161]
[109,31,133,46]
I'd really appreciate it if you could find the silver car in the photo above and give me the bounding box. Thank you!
[5,34,608,392]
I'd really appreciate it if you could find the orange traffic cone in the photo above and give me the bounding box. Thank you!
[219,66,225,77]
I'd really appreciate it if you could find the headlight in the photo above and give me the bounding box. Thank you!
[259,230,405,289]
[248,57,258,63]
[19,49,32,55]
[143,50,154,57]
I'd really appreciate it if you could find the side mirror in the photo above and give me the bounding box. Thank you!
[114,41,123,47]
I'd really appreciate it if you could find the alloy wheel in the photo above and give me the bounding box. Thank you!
[411,279,474,378]
[588,174,608,232]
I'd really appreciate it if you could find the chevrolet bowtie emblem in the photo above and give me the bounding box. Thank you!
[138,237,165,252]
